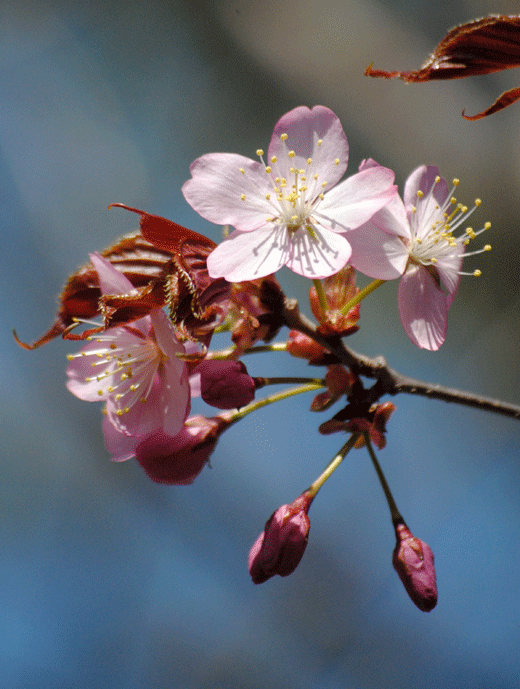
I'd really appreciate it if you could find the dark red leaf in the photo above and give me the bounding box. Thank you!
[365,15,520,118]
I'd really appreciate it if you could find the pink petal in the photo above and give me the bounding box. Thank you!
[90,252,134,295]
[285,226,352,278]
[182,153,272,232]
[403,166,449,230]
[398,263,448,351]
[348,223,409,280]
[268,106,349,188]
[66,327,139,401]
[102,416,139,462]
[318,166,396,231]
[206,226,290,282]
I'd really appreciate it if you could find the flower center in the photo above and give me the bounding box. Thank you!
[406,176,491,278]
[68,325,165,414]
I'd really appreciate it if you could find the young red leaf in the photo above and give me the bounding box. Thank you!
[365,15,520,118]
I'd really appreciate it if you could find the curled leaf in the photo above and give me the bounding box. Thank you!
[365,15,520,118]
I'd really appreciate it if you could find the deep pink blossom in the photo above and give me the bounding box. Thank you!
[248,491,314,584]
[392,521,438,612]
[348,163,491,350]
[182,106,396,281]
[66,254,190,460]
[135,414,233,485]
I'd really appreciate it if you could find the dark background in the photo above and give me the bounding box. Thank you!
[2,1,520,687]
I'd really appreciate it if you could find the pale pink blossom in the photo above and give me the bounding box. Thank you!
[66,254,190,460]
[182,106,396,281]
[348,164,491,350]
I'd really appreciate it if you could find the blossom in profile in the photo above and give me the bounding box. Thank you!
[347,164,491,350]
[135,413,234,485]
[66,254,190,460]
[248,491,313,584]
[392,521,438,612]
[182,105,396,281]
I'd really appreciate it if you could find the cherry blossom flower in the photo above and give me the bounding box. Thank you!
[66,254,190,460]
[347,164,491,350]
[135,413,234,485]
[182,105,396,281]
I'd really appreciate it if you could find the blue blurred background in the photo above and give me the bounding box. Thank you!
[3,1,520,687]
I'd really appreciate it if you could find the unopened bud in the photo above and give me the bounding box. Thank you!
[248,491,313,584]
[286,330,329,364]
[392,521,438,612]
[197,360,255,409]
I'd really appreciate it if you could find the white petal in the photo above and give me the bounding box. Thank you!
[348,224,409,280]
[286,226,351,278]
[182,153,273,232]
[268,105,349,188]
[207,226,290,282]
[318,167,396,231]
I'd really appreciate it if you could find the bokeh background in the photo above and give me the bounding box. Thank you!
[3,1,520,687]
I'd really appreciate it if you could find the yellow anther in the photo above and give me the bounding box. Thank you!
[411,206,417,213]
[435,176,441,183]
[291,215,298,222]
[240,194,246,201]
[66,354,74,361]
[314,173,318,180]
[484,222,491,230]
[97,390,103,396]
[265,193,271,200]
[256,149,264,156]
[271,156,277,163]
[334,158,340,165]
[130,384,137,391]
[265,166,272,173]
[321,181,328,188]
[140,397,147,403]
[417,190,424,197]
[239,168,245,174]
[319,193,324,200]
[415,237,422,244]
[475,198,482,206]
[307,158,312,164]
[288,150,295,158]
[115,393,123,401]
[109,343,117,349]
[463,239,470,245]
[280,133,288,141]
[450,197,457,205]
[452,178,459,186]
[317,139,323,146]
[473,269,482,277]
[116,409,124,416]
[484,244,492,251]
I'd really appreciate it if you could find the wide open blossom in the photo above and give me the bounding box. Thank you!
[66,254,190,460]
[347,164,491,350]
[182,105,396,281]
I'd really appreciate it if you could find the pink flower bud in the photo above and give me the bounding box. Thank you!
[248,492,313,584]
[392,521,438,612]
[197,360,255,409]
[135,413,233,485]
[286,330,329,364]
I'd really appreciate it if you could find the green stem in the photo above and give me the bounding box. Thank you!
[229,382,324,423]
[340,278,386,315]
[308,434,360,497]
[363,433,402,523]
[256,376,325,387]
[206,342,288,360]
[312,279,329,312]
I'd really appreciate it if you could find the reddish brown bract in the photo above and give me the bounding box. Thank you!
[365,15,520,119]
[15,207,227,349]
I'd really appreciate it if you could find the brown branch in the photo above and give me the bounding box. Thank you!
[282,297,520,422]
